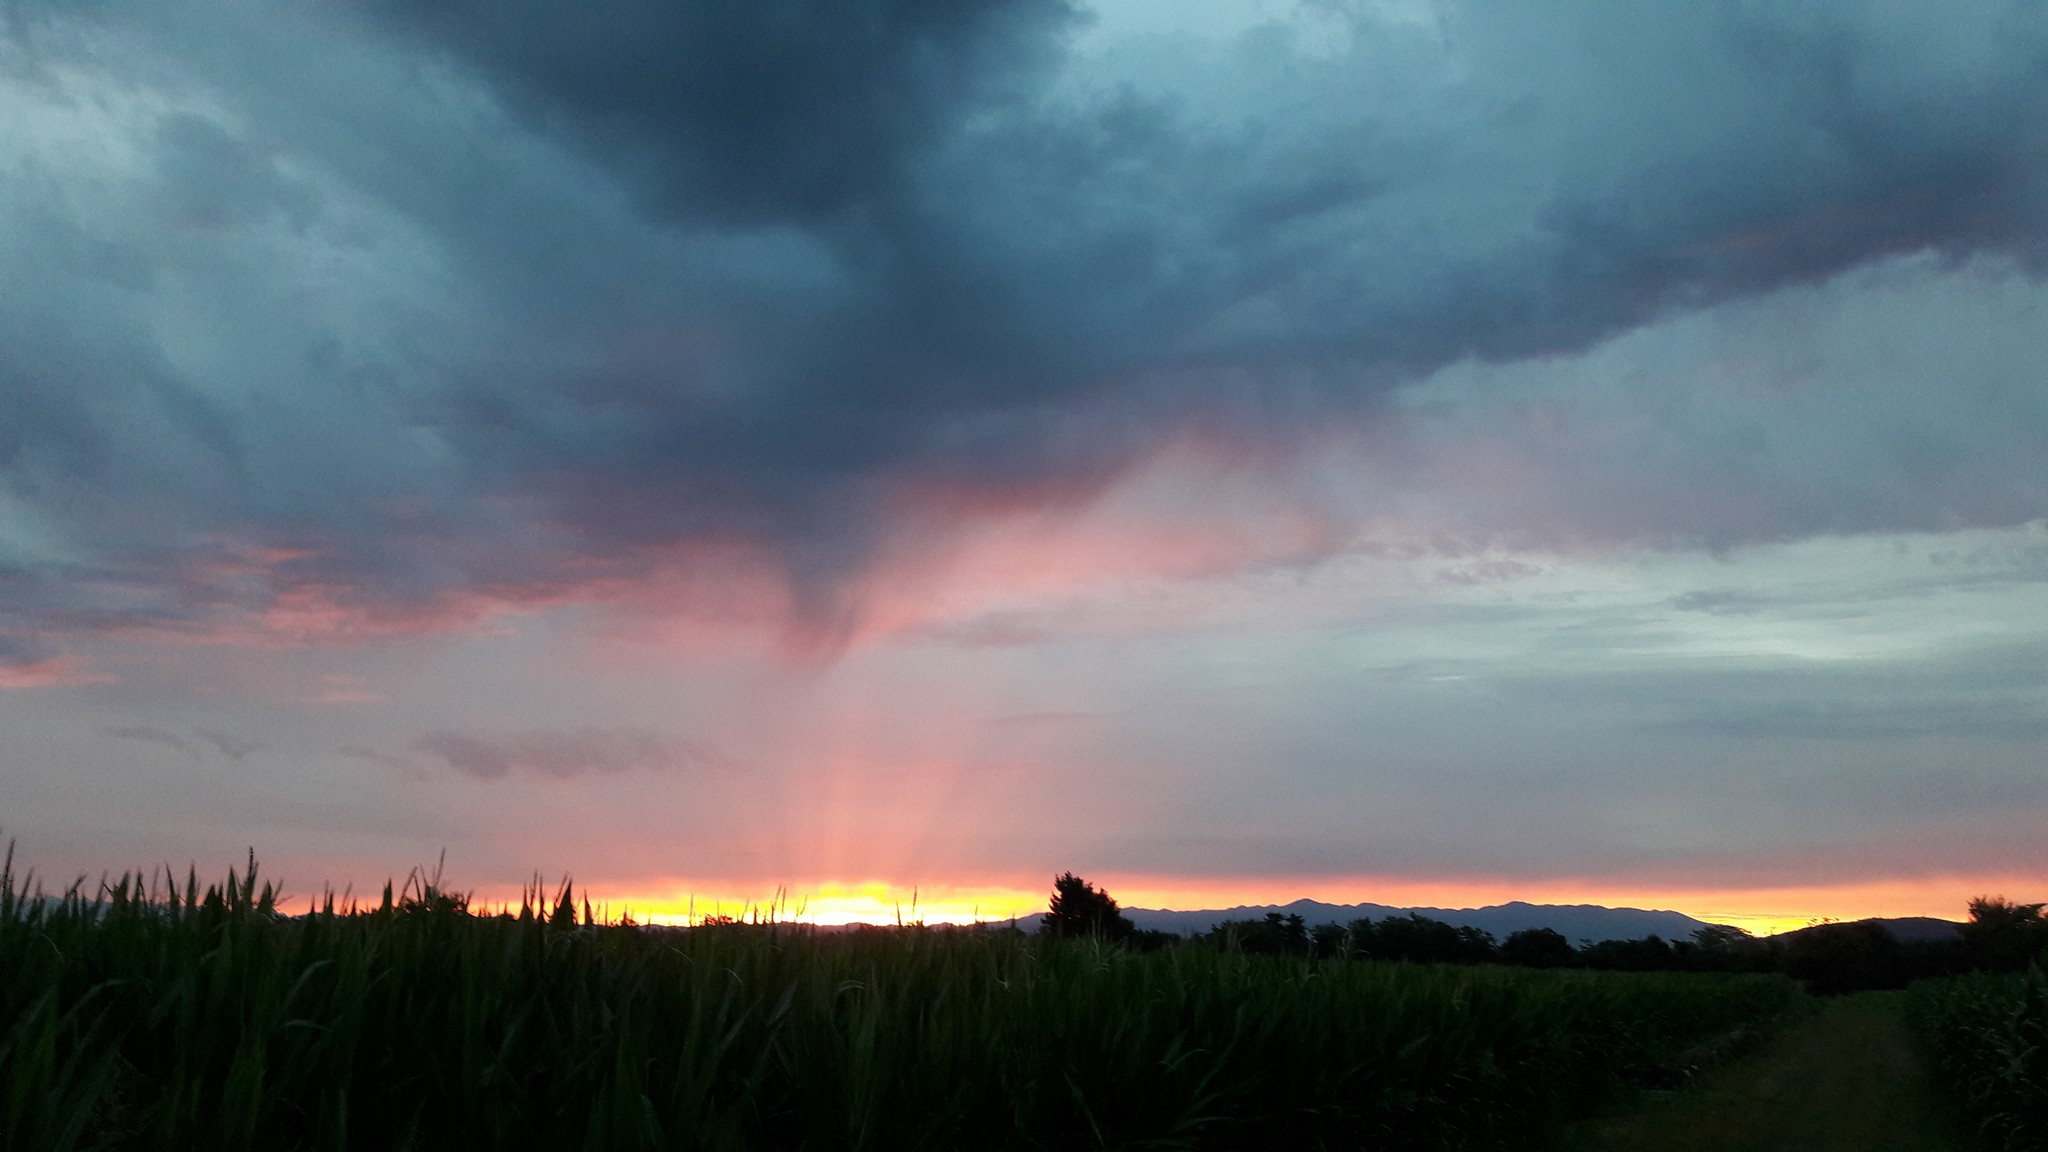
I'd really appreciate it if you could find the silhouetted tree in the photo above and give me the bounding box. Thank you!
[1579,934,1682,971]
[1128,928,1181,952]
[1041,872,1134,941]
[1277,912,1307,950]
[1453,924,1498,963]
[1204,912,1312,955]
[1310,922,1349,958]
[1689,925,1753,954]
[1354,913,1495,964]
[1666,925,1759,973]
[1500,927,1576,969]
[1961,895,2048,972]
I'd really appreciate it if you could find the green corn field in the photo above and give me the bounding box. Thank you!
[1910,967,2048,1152]
[0,851,1800,1151]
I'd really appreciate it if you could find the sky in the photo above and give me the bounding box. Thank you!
[3,0,2046,935]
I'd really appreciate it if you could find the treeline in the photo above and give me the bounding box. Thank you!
[1192,910,1745,970]
[1042,873,2048,994]
[1187,896,2048,996]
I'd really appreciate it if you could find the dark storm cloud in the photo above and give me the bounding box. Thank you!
[411,727,716,782]
[4,1,2048,656]
[155,111,319,232]
[367,0,1076,224]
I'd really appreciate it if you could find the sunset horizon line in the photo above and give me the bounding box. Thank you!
[76,859,2015,940]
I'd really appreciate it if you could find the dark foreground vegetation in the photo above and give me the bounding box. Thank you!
[1563,993,1967,1152]
[0,855,1801,1151]
[1911,966,2048,1151]
[1187,888,2048,1149]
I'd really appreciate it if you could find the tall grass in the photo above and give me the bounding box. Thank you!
[0,851,1798,1151]
[1911,966,2048,1151]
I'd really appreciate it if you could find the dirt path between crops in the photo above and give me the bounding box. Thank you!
[1560,992,1975,1152]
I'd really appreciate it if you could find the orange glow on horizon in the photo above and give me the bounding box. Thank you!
[1098,872,2045,937]
[536,870,2046,936]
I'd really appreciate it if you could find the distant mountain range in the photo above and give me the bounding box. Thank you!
[1121,899,1726,943]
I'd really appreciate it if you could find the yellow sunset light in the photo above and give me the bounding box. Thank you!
[622,883,1045,928]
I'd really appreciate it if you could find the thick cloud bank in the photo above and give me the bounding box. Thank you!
[4,1,2048,674]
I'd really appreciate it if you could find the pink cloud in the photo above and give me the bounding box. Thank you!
[0,655,115,689]
[297,673,385,705]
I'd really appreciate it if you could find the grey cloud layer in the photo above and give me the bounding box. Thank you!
[4,1,2048,660]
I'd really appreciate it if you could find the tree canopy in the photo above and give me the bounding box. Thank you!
[1041,873,1135,941]
[1962,895,2048,971]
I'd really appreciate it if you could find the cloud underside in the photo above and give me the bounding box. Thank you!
[0,0,2046,665]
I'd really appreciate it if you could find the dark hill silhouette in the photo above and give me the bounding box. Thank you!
[1775,916,1963,945]
[1869,916,1962,943]
[1122,898,1723,943]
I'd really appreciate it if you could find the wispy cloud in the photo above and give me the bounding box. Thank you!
[104,724,263,763]
[195,729,263,762]
[103,725,200,759]
[1668,590,1773,617]
[337,744,427,781]
[411,728,719,783]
